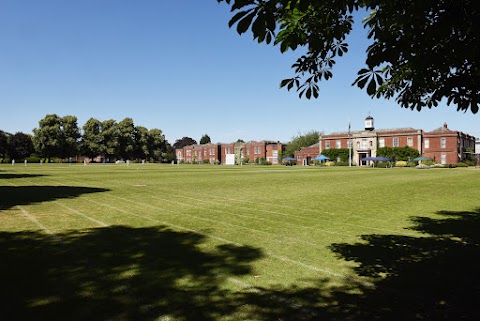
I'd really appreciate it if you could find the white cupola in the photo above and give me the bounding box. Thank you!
[365,115,374,131]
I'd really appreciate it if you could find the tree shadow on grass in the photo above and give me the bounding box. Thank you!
[0,172,46,179]
[0,225,263,321]
[0,186,109,210]
[237,208,480,320]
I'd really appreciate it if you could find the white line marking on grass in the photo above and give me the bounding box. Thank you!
[54,201,108,227]
[98,194,373,287]
[16,206,56,236]
[170,195,348,236]
[150,195,320,246]
[42,177,376,287]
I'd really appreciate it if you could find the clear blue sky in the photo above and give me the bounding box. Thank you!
[0,0,478,144]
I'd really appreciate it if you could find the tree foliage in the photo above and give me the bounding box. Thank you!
[284,130,321,157]
[32,114,65,159]
[199,134,212,145]
[9,132,34,161]
[377,146,420,161]
[218,0,480,113]
[321,148,350,162]
[82,118,103,159]
[0,130,11,160]
[173,137,197,150]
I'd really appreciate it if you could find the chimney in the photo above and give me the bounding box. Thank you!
[443,122,448,129]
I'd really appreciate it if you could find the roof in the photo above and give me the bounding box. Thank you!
[327,127,418,136]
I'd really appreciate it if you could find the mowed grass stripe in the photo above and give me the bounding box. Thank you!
[38,177,369,285]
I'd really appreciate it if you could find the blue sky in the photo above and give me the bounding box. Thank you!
[0,0,478,144]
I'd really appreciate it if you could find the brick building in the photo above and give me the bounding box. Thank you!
[176,140,282,165]
[295,116,476,166]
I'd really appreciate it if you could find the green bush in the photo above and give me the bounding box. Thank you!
[202,159,210,164]
[376,162,389,168]
[406,162,416,167]
[456,162,468,167]
[395,161,407,167]
[325,161,335,166]
[25,156,42,163]
[242,157,249,165]
[335,161,349,166]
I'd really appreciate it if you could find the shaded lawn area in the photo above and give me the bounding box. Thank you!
[0,226,263,321]
[1,209,479,320]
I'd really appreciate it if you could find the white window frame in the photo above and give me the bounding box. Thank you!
[441,138,446,148]
[441,153,447,164]
[425,139,430,149]
[407,137,413,147]
[379,138,385,148]
[393,138,399,147]
[336,140,341,149]
[325,141,330,149]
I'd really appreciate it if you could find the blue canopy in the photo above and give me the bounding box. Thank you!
[314,155,330,161]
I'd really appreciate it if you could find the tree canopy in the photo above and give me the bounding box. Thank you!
[218,0,480,113]
[199,134,212,144]
[284,130,321,157]
[173,137,197,150]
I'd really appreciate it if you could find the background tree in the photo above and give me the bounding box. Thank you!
[199,134,211,145]
[173,137,197,150]
[236,139,245,143]
[284,130,321,157]
[0,130,11,161]
[32,114,63,160]
[60,116,80,159]
[82,118,103,160]
[218,0,480,113]
[134,126,150,160]
[9,132,34,161]
[148,128,168,162]
[99,119,120,162]
[118,118,136,160]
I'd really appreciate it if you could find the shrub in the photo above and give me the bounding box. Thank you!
[325,161,335,166]
[242,157,249,165]
[376,162,389,168]
[25,156,42,163]
[456,162,468,167]
[406,162,416,167]
[430,164,445,168]
[395,161,407,167]
[202,159,210,164]
[335,161,349,166]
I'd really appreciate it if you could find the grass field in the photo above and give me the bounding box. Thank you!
[1,164,479,320]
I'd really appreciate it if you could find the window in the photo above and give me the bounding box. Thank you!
[186,150,191,156]
[297,155,302,160]
[361,139,368,149]
[177,151,182,158]
[379,138,385,148]
[347,141,352,148]
[407,137,413,147]
[204,150,207,156]
[210,148,214,156]
[441,138,446,148]
[424,139,430,149]
[441,153,447,164]
[272,150,278,157]
[393,138,399,147]
[325,141,330,149]
[336,140,341,148]
[246,149,250,156]
[369,140,373,148]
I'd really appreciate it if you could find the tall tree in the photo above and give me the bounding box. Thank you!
[284,130,321,157]
[134,126,150,160]
[0,130,11,161]
[148,128,167,162]
[173,137,197,150]
[82,118,103,160]
[218,0,480,113]
[32,114,63,160]
[99,119,120,161]
[118,118,136,160]
[60,115,80,159]
[199,134,211,145]
[9,132,34,161]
